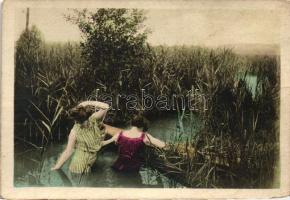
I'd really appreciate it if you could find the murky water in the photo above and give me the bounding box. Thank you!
[14,114,198,188]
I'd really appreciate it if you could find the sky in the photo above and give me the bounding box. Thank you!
[14,8,280,46]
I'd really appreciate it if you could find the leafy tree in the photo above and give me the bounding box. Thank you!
[66,8,150,96]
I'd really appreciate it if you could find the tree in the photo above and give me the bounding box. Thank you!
[66,9,150,95]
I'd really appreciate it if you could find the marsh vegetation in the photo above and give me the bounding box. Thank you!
[15,9,279,188]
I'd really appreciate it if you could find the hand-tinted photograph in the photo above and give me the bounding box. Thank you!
[14,7,280,188]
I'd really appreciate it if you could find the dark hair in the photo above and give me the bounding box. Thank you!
[68,105,94,124]
[131,114,148,132]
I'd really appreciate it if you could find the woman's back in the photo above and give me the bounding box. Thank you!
[69,116,105,173]
[112,130,145,172]
[73,116,104,152]
[101,115,166,171]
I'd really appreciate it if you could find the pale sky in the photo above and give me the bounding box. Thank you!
[15,8,280,46]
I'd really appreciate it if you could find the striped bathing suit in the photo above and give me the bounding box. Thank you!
[69,115,105,174]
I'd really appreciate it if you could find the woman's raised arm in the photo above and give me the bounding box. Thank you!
[79,100,109,110]
[79,101,110,121]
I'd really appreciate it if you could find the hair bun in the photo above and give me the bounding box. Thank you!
[131,114,149,132]
[68,105,91,124]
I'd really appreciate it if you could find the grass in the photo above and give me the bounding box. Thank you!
[15,26,279,188]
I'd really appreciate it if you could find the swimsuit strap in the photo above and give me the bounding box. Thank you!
[116,131,123,143]
[141,132,145,139]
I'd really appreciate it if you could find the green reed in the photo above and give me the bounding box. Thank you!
[145,53,279,188]
[15,27,85,145]
[15,26,279,188]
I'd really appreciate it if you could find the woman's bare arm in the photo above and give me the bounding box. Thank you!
[79,101,110,121]
[144,133,166,149]
[101,133,119,147]
[101,124,123,145]
[103,124,123,136]
[51,130,76,170]
[79,100,109,110]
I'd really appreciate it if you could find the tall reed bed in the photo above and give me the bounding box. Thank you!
[15,40,246,142]
[15,26,86,145]
[145,52,280,188]
[15,26,279,187]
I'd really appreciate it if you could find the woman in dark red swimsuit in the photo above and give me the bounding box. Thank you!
[101,115,166,172]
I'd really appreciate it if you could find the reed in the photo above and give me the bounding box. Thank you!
[15,27,85,144]
[15,24,279,188]
[145,53,279,188]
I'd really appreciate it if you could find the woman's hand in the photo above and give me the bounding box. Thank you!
[51,165,60,171]
[101,134,119,147]
[101,140,110,147]
[101,141,106,147]
[163,144,171,151]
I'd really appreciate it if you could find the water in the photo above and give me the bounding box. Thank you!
[237,73,258,96]
[243,74,258,96]
[14,114,197,188]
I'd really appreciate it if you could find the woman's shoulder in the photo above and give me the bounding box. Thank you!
[121,130,144,139]
[72,123,79,130]
[68,128,77,138]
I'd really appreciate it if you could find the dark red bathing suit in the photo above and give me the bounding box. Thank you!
[112,131,145,172]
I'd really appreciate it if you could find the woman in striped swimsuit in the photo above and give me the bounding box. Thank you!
[51,100,109,174]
